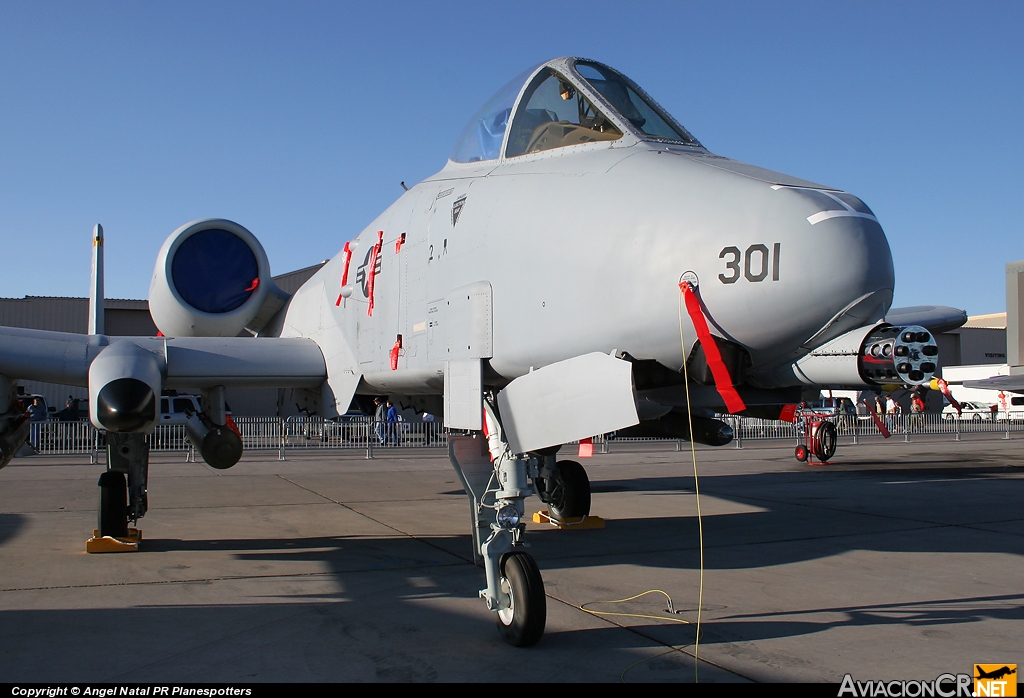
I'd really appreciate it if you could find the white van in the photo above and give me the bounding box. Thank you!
[159,395,202,425]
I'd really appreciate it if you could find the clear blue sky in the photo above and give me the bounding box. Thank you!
[1,1,1021,315]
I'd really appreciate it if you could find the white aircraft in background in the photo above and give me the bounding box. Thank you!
[0,57,965,646]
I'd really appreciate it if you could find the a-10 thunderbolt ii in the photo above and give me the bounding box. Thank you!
[0,57,963,646]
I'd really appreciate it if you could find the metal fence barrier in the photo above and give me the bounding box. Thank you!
[24,410,1024,459]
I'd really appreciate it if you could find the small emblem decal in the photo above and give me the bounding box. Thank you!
[355,247,382,297]
[452,195,467,227]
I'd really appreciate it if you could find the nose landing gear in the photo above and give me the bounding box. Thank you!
[448,397,549,646]
[89,432,148,552]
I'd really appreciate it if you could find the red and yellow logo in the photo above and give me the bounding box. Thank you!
[974,665,1017,697]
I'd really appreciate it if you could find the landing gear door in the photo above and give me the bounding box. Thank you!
[445,359,482,431]
[497,353,639,454]
[441,281,493,431]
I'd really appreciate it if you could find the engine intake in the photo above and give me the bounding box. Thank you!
[149,219,277,337]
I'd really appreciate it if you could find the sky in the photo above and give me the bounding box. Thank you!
[0,1,1021,315]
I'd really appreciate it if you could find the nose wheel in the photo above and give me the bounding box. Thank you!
[496,552,546,647]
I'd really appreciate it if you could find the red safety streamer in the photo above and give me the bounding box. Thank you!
[334,241,353,307]
[224,414,242,438]
[390,335,402,370]
[933,377,962,416]
[366,231,383,317]
[863,400,891,439]
[395,232,406,254]
[245,278,260,292]
[679,282,746,414]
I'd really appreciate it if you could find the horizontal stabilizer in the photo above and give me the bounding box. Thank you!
[497,353,639,454]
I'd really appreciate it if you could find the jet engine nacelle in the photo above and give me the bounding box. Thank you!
[794,324,938,387]
[149,219,275,337]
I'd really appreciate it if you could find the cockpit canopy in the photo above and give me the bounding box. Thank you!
[450,58,699,163]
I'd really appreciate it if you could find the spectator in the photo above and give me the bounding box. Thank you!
[910,392,925,432]
[886,395,900,431]
[386,400,400,445]
[422,411,437,445]
[28,398,47,422]
[373,397,386,444]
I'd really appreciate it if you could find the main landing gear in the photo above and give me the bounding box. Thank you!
[536,456,591,520]
[449,397,595,646]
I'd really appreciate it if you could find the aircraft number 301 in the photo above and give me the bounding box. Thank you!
[719,243,781,284]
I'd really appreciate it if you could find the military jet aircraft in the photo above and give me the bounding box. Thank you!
[0,57,962,646]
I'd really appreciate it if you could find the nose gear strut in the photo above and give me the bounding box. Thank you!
[448,395,546,646]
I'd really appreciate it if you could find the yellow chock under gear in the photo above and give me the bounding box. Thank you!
[86,528,142,553]
[531,511,605,529]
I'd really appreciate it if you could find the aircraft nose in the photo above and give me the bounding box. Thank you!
[725,186,896,358]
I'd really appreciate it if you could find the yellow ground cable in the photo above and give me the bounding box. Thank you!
[574,589,704,682]
[579,589,692,624]
[678,287,705,683]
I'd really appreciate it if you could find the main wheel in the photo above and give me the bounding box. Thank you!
[97,470,129,538]
[813,421,838,462]
[496,552,546,647]
[546,460,591,519]
[794,444,809,462]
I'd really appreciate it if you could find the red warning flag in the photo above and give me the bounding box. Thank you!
[679,282,747,414]
[395,232,406,254]
[390,335,402,370]
[933,377,962,416]
[335,241,353,307]
[366,231,383,317]
[245,278,260,292]
[863,400,891,438]
[224,414,242,437]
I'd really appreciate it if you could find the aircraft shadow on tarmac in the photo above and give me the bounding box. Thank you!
[0,513,25,547]
[139,463,1022,576]
[5,463,1017,679]
[700,591,1024,646]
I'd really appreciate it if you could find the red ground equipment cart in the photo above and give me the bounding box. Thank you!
[792,406,839,464]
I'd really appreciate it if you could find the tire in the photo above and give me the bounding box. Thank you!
[972,414,982,422]
[496,552,546,647]
[812,421,838,462]
[97,471,129,538]
[795,444,809,462]
[546,460,591,519]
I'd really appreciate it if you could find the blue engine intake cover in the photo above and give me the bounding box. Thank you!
[171,229,259,313]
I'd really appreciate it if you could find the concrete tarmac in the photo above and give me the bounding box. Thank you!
[0,435,1021,683]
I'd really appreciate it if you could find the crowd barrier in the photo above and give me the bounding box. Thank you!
[24,410,1024,460]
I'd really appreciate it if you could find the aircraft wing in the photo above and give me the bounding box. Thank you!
[0,325,326,389]
[884,305,967,334]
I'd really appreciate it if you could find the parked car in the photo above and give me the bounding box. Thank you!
[942,401,997,421]
[54,397,88,421]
